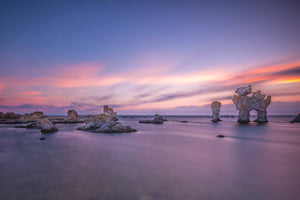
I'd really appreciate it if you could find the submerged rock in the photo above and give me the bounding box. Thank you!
[139,114,165,124]
[77,105,136,133]
[233,85,271,123]
[211,101,222,122]
[290,114,300,123]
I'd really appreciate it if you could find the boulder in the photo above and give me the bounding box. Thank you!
[290,114,300,123]
[38,118,59,133]
[66,109,79,120]
[15,118,59,133]
[139,114,165,124]
[233,85,271,123]
[211,101,222,122]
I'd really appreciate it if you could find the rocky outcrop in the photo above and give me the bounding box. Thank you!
[233,85,271,123]
[15,118,59,133]
[50,109,84,124]
[0,111,44,123]
[290,114,300,123]
[77,105,136,133]
[139,114,165,124]
[211,101,222,122]
[66,109,79,120]
[0,112,4,119]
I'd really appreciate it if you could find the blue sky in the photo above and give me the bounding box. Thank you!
[0,0,300,115]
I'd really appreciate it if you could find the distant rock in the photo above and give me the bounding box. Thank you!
[290,114,300,123]
[77,105,136,133]
[0,112,4,119]
[139,114,165,124]
[217,135,225,138]
[211,101,222,122]
[233,85,271,123]
[40,137,46,140]
[0,111,44,123]
[66,109,79,120]
[50,109,84,124]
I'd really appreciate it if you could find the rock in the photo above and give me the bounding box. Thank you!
[0,111,44,124]
[15,118,59,133]
[235,85,252,96]
[66,109,79,120]
[139,114,165,124]
[179,120,188,123]
[290,114,300,123]
[50,109,84,124]
[211,101,222,122]
[40,137,46,140]
[0,112,4,119]
[217,135,225,138]
[77,105,136,133]
[233,85,271,123]
[38,119,59,133]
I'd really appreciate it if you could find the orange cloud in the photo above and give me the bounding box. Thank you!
[19,91,41,96]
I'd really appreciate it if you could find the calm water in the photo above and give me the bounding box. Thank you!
[0,116,300,200]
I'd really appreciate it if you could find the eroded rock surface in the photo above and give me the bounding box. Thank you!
[77,105,136,133]
[211,101,222,122]
[233,85,271,123]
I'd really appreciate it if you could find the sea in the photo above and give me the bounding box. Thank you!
[0,115,299,200]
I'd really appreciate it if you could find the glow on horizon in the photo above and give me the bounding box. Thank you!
[0,1,300,114]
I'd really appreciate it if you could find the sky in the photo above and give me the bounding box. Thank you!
[0,0,300,115]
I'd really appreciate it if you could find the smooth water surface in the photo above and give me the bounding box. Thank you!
[0,116,300,200]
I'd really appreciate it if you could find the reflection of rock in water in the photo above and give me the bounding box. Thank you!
[233,85,271,123]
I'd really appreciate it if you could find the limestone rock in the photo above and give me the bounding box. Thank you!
[66,109,79,120]
[290,114,300,123]
[0,112,4,119]
[4,112,22,120]
[211,101,222,122]
[233,85,271,123]
[22,111,44,122]
[139,114,165,124]
[15,118,59,133]
[38,118,59,133]
[77,105,136,133]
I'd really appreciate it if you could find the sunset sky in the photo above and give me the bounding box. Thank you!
[0,0,300,115]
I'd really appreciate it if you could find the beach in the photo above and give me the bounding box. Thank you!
[0,116,299,200]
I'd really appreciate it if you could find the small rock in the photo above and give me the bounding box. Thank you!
[40,137,46,140]
[217,135,225,138]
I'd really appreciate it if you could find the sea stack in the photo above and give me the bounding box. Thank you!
[233,85,271,123]
[211,101,222,122]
